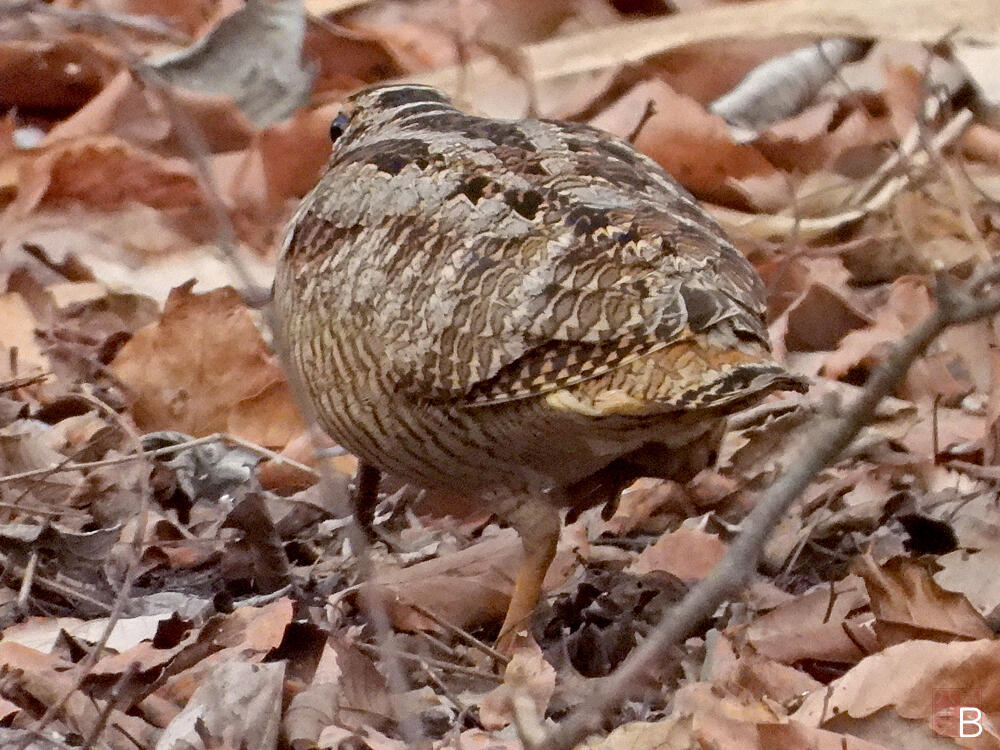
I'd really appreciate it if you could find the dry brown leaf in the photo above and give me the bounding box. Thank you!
[822,278,932,384]
[899,404,985,459]
[7,136,203,215]
[756,92,907,178]
[94,0,238,37]
[761,255,856,324]
[654,37,809,106]
[629,526,727,582]
[0,417,83,494]
[674,680,779,727]
[109,282,304,447]
[0,641,159,750]
[600,478,687,536]
[304,15,403,93]
[754,722,892,749]
[892,190,985,273]
[417,0,1000,104]
[45,70,255,154]
[373,525,576,632]
[374,531,520,632]
[0,697,19,725]
[728,649,823,706]
[591,80,778,205]
[580,718,697,750]
[745,575,876,665]
[3,137,216,246]
[963,123,1000,165]
[668,678,891,748]
[0,36,120,112]
[935,547,1000,619]
[1,613,170,655]
[794,638,1000,748]
[285,637,392,744]
[854,554,993,646]
[0,292,50,380]
[157,599,294,707]
[218,103,337,246]
[154,660,284,750]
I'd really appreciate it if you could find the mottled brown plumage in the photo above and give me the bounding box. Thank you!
[273,84,806,643]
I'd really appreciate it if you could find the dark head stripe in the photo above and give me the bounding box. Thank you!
[372,85,452,110]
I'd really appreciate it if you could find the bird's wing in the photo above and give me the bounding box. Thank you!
[286,116,770,405]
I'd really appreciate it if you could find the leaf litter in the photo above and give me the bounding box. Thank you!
[1,1,1000,749]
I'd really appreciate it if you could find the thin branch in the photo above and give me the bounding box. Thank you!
[355,643,499,683]
[0,550,112,613]
[27,393,151,745]
[0,432,318,485]
[409,602,510,667]
[0,372,49,393]
[539,264,1000,750]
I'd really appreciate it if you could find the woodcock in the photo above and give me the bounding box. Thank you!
[273,84,807,644]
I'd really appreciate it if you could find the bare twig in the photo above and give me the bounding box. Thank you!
[0,432,318,485]
[409,602,510,667]
[27,393,151,745]
[625,99,656,144]
[418,660,470,714]
[539,264,1000,750]
[355,643,500,683]
[16,549,38,614]
[0,550,112,613]
[715,106,974,241]
[81,662,141,750]
[0,373,49,393]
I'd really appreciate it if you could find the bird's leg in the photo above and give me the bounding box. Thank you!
[496,493,561,652]
[352,461,381,541]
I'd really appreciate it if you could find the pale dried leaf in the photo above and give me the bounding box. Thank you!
[154,660,284,750]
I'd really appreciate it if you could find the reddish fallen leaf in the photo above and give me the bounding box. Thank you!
[109,282,304,448]
[794,639,1000,749]
[46,70,255,154]
[8,136,205,219]
[374,531,521,632]
[629,525,727,582]
[745,575,876,665]
[0,36,120,112]
[0,641,159,750]
[854,554,993,647]
[592,79,779,206]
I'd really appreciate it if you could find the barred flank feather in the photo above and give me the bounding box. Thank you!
[274,83,807,498]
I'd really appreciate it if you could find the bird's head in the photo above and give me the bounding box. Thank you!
[328,84,456,146]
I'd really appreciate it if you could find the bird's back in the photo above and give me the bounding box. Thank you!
[274,84,805,494]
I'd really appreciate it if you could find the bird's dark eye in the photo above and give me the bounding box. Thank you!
[329,112,350,143]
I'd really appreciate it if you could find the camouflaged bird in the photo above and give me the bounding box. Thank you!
[274,84,807,644]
